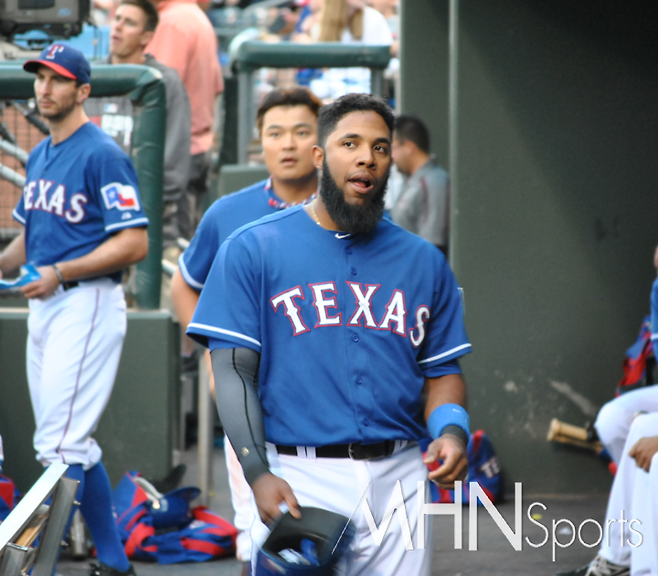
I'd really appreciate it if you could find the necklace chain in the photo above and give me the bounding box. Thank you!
[309,200,321,226]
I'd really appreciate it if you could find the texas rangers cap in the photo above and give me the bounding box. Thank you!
[23,44,91,84]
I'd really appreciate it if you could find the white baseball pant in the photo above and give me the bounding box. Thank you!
[250,442,432,576]
[599,412,658,575]
[224,435,255,561]
[595,386,658,464]
[26,279,126,469]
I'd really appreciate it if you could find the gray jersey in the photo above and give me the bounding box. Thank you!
[390,157,450,248]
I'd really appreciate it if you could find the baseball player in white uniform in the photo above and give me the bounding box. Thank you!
[0,44,148,576]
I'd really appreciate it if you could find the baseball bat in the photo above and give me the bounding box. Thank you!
[547,418,604,453]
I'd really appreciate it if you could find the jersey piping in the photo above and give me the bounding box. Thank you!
[105,217,150,233]
[12,210,25,225]
[179,255,205,290]
[188,323,261,348]
[417,343,472,364]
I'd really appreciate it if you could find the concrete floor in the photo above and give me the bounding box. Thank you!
[56,446,613,576]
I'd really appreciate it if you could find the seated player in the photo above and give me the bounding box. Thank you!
[557,413,658,576]
[557,266,658,576]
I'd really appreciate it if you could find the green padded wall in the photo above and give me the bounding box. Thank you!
[401,0,658,494]
[0,310,179,492]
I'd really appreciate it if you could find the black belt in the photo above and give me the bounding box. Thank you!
[276,440,396,461]
[63,281,79,291]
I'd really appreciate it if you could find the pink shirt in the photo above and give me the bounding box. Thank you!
[146,0,224,155]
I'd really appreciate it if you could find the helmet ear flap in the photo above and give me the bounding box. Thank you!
[255,507,356,575]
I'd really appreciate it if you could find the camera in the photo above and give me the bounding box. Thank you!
[0,0,90,39]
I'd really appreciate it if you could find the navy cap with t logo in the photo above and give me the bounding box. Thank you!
[23,44,91,84]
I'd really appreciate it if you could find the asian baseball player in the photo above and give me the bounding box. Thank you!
[171,86,322,574]
[0,45,148,576]
[187,93,471,575]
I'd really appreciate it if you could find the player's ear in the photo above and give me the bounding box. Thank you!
[312,145,324,170]
[76,83,91,103]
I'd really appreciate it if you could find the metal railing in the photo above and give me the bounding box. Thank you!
[0,462,78,576]
[229,40,391,163]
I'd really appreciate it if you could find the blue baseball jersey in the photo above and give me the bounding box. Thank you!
[179,178,315,290]
[13,122,148,282]
[188,206,471,446]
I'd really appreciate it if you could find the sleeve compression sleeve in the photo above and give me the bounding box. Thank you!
[210,347,269,486]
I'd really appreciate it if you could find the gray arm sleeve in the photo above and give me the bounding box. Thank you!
[210,347,269,486]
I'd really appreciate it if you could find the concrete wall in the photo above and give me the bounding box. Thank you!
[0,310,179,492]
[401,0,658,494]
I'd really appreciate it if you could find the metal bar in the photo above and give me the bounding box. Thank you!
[197,351,214,506]
[0,162,26,189]
[68,509,88,559]
[0,543,28,576]
[237,71,253,165]
[162,259,176,278]
[0,139,29,165]
[31,477,78,576]
[0,462,68,550]
[371,69,384,97]
[448,0,459,268]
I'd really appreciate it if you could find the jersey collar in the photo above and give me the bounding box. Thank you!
[265,177,317,210]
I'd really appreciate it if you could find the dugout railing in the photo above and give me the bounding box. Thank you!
[0,64,166,309]
[0,462,77,576]
[229,40,391,164]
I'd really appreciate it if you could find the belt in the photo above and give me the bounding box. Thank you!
[276,440,397,461]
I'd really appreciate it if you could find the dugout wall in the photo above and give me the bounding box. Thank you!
[401,0,658,494]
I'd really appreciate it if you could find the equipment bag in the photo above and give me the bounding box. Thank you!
[0,474,21,521]
[616,315,656,395]
[113,471,237,564]
[421,429,502,505]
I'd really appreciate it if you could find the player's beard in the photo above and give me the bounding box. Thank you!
[38,93,77,123]
[319,158,389,235]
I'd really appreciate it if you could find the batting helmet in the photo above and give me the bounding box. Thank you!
[255,507,355,575]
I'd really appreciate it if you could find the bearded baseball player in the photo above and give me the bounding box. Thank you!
[171,86,322,574]
[187,93,471,575]
[0,44,148,575]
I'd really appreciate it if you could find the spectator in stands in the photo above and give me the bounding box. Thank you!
[146,0,224,241]
[390,114,450,255]
[308,0,392,100]
[86,0,192,249]
[369,0,398,56]
[292,0,324,43]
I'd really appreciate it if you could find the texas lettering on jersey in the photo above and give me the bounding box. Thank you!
[22,178,88,223]
[271,281,432,347]
[21,178,139,224]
